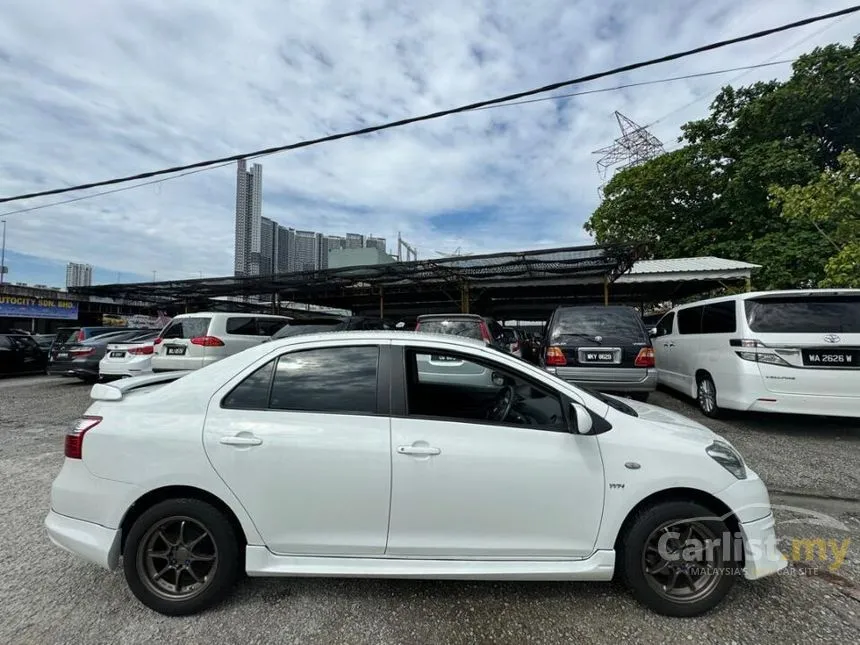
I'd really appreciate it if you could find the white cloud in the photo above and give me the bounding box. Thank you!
[0,0,856,280]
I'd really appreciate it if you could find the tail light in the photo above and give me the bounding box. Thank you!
[76,329,85,342]
[190,336,225,347]
[153,337,163,345]
[478,321,492,344]
[128,345,154,355]
[635,347,655,367]
[65,416,102,459]
[69,347,95,357]
[729,338,791,366]
[545,346,567,366]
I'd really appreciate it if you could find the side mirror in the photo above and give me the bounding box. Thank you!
[648,327,658,338]
[570,402,593,435]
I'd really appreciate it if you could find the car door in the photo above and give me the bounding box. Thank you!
[674,305,705,396]
[652,311,679,388]
[14,335,46,372]
[0,335,17,374]
[386,343,605,559]
[202,341,392,556]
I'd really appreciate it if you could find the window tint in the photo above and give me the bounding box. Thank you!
[551,308,644,340]
[677,306,703,335]
[655,312,675,337]
[745,296,860,333]
[0,336,12,349]
[407,350,566,430]
[701,301,737,334]
[160,317,211,339]
[417,318,483,340]
[226,317,258,335]
[270,346,379,414]
[256,318,289,336]
[222,360,275,409]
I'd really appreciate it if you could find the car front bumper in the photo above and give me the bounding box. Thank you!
[739,512,787,580]
[545,366,657,392]
[45,510,121,571]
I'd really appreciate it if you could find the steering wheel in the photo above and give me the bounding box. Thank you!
[487,385,515,422]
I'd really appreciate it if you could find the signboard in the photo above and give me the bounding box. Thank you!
[0,294,79,320]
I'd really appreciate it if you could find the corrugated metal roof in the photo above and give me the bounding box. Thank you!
[626,256,760,275]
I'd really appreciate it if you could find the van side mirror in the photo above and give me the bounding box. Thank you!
[570,402,593,435]
[648,327,658,338]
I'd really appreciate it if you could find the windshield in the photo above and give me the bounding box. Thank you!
[745,296,860,333]
[417,319,483,340]
[551,308,644,340]
[580,387,639,417]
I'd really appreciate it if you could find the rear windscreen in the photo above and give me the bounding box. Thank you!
[745,296,860,333]
[271,323,344,339]
[417,319,483,340]
[160,318,211,339]
[551,309,644,339]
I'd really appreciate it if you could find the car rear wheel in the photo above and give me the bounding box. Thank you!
[619,501,739,617]
[696,373,721,418]
[123,498,240,616]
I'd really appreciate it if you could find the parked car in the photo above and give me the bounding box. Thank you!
[31,333,57,351]
[0,333,48,375]
[151,313,290,372]
[48,330,154,382]
[540,306,656,401]
[415,313,506,350]
[652,289,860,418]
[99,332,162,379]
[501,328,524,358]
[46,331,784,617]
[54,326,131,346]
[268,316,389,341]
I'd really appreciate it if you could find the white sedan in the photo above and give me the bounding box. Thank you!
[46,331,785,617]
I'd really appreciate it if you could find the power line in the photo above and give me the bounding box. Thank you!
[0,60,795,220]
[0,4,857,208]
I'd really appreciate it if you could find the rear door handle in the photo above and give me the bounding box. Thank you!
[220,435,263,447]
[397,445,441,456]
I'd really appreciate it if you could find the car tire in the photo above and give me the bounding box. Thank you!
[629,392,650,403]
[619,501,739,617]
[696,373,721,418]
[123,498,240,616]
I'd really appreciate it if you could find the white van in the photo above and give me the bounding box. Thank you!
[652,289,860,418]
[151,312,290,372]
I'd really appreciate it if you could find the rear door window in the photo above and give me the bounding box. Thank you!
[161,318,211,339]
[677,306,703,335]
[225,317,258,335]
[745,296,860,333]
[0,336,13,349]
[222,360,276,409]
[701,301,737,334]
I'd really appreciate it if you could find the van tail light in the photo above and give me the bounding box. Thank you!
[635,347,655,367]
[65,416,102,459]
[128,345,154,355]
[545,346,567,366]
[190,336,225,347]
[69,347,95,357]
[153,337,163,345]
[479,321,492,344]
[729,338,791,366]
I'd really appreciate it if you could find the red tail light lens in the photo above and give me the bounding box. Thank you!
[190,336,225,347]
[128,345,154,355]
[479,321,492,344]
[70,347,95,357]
[76,330,85,342]
[635,347,655,367]
[153,337,163,345]
[65,416,102,459]
[545,346,567,366]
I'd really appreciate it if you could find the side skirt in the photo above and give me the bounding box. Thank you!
[245,547,615,581]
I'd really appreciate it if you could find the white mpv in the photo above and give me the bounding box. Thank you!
[46,332,785,618]
[652,289,860,418]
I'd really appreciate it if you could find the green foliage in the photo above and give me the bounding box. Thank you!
[585,36,860,289]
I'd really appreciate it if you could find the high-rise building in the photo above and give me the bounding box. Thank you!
[234,160,263,276]
[316,234,346,270]
[276,225,293,274]
[292,230,318,272]
[65,262,92,288]
[345,233,365,249]
[365,236,387,253]
[259,217,278,275]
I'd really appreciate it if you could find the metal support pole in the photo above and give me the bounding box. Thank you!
[271,292,279,314]
[0,219,6,286]
[603,276,609,306]
[379,287,384,319]
[460,281,470,313]
[745,276,752,293]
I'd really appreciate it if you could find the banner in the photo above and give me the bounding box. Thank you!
[0,294,79,320]
[102,312,172,329]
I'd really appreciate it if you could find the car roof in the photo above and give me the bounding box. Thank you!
[416,313,482,320]
[170,312,291,319]
[672,288,860,310]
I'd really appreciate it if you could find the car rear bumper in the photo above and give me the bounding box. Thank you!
[44,510,121,571]
[47,361,99,378]
[545,366,657,392]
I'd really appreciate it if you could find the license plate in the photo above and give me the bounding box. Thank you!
[584,352,615,362]
[109,351,126,358]
[166,346,186,356]
[56,353,68,359]
[802,349,858,367]
[431,355,458,362]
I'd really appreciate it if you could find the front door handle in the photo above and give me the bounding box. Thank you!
[220,434,263,447]
[397,445,441,456]
[663,342,675,348]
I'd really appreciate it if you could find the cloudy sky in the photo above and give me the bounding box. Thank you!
[0,0,857,286]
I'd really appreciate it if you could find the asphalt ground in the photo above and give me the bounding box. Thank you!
[0,375,858,644]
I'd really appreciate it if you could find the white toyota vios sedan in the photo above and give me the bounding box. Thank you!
[46,331,786,617]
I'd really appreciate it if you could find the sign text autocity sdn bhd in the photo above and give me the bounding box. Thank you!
[0,294,79,320]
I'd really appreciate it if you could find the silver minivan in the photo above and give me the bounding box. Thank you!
[151,313,290,372]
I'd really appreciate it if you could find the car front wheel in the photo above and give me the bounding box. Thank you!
[123,498,240,616]
[619,501,739,617]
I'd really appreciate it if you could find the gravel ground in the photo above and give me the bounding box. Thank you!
[0,376,858,644]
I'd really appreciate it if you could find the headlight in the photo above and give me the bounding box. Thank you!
[706,440,746,479]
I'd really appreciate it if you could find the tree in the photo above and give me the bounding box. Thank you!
[585,37,859,289]
[770,149,860,287]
